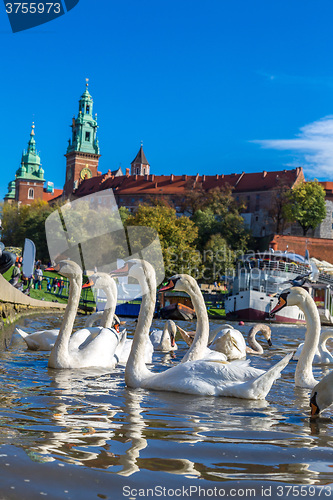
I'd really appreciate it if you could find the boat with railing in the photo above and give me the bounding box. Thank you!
[225,250,328,324]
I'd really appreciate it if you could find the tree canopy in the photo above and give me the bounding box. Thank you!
[1,201,55,262]
[283,181,326,236]
[126,204,200,277]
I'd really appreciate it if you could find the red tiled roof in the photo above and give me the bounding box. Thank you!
[74,168,303,199]
[43,188,63,202]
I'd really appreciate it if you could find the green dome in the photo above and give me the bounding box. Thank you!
[17,164,26,176]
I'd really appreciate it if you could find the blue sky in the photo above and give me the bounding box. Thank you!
[1,0,333,201]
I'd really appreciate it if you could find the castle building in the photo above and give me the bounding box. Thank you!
[6,80,331,244]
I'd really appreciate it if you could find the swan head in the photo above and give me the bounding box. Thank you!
[111,259,155,295]
[250,324,272,346]
[159,274,199,297]
[90,272,117,293]
[310,372,333,417]
[166,319,177,347]
[310,387,332,417]
[58,260,82,279]
[90,272,118,310]
[269,287,309,316]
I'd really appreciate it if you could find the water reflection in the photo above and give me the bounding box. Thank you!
[0,313,332,494]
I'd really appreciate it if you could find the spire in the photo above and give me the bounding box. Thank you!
[131,144,150,176]
[27,122,36,154]
[15,123,43,180]
[67,80,99,155]
[131,144,149,166]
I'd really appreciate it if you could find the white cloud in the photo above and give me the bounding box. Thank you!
[253,116,333,179]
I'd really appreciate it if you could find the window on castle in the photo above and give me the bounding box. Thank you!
[28,188,34,199]
[85,132,91,142]
[86,105,90,114]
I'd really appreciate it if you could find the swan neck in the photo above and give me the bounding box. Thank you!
[160,323,170,350]
[49,272,82,365]
[125,267,155,386]
[101,285,116,329]
[247,328,263,354]
[295,294,320,387]
[181,284,209,363]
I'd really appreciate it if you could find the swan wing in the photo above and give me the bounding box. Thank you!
[142,353,292,400]
[15,328,60,350]
[149,330,162,348]
[70,327,120,368]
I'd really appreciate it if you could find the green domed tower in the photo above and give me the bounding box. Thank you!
[4,123,45,205]
[64,79,101,197]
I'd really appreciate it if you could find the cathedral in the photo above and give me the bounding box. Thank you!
[4,80,147,206]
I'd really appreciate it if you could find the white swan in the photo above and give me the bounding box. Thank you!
[48,261,121,370]
[176,324,234,347]
[293,330,333,364]
[150,320,178,351]
[12,327,60,351]
[13,274,122,352]
[176,324,228,362]
[270,287,320,388]
[310,369,333,416]
[209,327,247,360]
[114,260,292,399]
[246,324,272,354]
[177,323,272,360]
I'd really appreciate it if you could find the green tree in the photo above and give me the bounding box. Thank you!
[283,181,326,236]
[268,179,292,234]
[202,234,235,282]
[126,204,201,277]
[1,201,55,262]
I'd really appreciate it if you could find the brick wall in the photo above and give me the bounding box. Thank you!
[15,180,44,205]
[270,234,333,264]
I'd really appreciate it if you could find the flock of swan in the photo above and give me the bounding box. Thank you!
[10,258,333,419]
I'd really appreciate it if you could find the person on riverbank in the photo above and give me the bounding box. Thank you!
[9,261,21,287]
[34,265,43,290]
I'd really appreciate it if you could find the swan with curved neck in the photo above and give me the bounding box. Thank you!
[114,260,292,399]
[176,323,272,360]
[48,261,120,370]
[13,271,121,352]
[246,324,272,354]
[150,320,178,351]
[294,329,333,364]
[270,287,320,388]
[84,311,121,329]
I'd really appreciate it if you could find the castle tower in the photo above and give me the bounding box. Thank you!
[131,144,150,176]
[4,123,45,205]
[63,79,101,197]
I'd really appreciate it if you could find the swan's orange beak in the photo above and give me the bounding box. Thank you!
[310,392,320,417]
[111,263,130,277]
[82,280,94,289]
[310,402,319,417]
[158,279,175,293]
[270,297,286,316]
[170,334,175,347]
[114,323,120,333]
[270,291,289,316]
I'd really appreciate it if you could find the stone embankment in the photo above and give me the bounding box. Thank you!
[0,275,66,330]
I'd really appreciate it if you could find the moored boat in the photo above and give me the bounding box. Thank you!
[225,250,317,324]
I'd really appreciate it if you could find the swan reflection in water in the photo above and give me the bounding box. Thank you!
[117,389,200,477]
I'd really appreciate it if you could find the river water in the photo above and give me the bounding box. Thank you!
[0,314,332,500]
